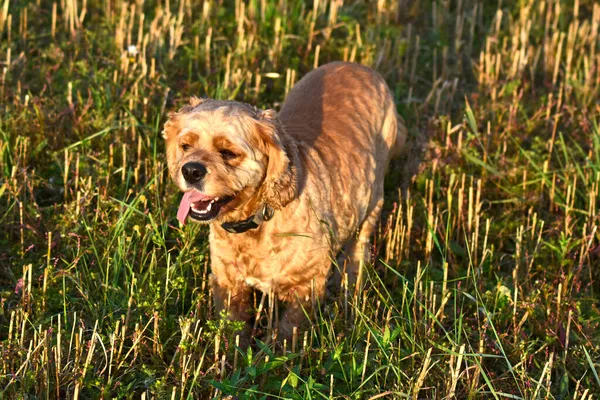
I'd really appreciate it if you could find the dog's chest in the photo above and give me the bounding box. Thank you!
[230,242,285,289]
[210,236,270,282]
[211,230,316,292]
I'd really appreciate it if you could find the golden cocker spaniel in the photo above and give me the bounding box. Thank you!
[164,62,408,341]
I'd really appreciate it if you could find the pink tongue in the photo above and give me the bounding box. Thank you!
[177,191,211,225]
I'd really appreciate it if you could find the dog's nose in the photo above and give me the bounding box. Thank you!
[182,162,207,184]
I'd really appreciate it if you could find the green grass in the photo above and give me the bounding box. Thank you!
[1,0,600,398]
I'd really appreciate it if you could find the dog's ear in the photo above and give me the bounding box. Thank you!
[257,109,297,209]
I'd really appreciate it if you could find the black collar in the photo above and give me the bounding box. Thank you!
[221,204,274,234]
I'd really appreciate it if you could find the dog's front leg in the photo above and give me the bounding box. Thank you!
[210,274,254,346]
[278,276,326,343]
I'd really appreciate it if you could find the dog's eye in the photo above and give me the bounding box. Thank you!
[219,149,238,161]
[181,144,192,152]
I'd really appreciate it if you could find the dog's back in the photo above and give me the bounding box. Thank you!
[279,62,406,170]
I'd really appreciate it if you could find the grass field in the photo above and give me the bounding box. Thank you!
[1,0,600,398]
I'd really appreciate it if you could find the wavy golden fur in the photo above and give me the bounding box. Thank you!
[164,62,409,342]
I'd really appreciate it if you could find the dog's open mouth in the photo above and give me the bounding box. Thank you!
[177,191,234,224]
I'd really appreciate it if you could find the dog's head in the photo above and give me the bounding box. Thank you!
[163,98,296,225]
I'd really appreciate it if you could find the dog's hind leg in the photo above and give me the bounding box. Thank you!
[328,192,384,298]
[349,195,384,290]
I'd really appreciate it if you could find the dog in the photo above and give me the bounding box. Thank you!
[163,61,408,342]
